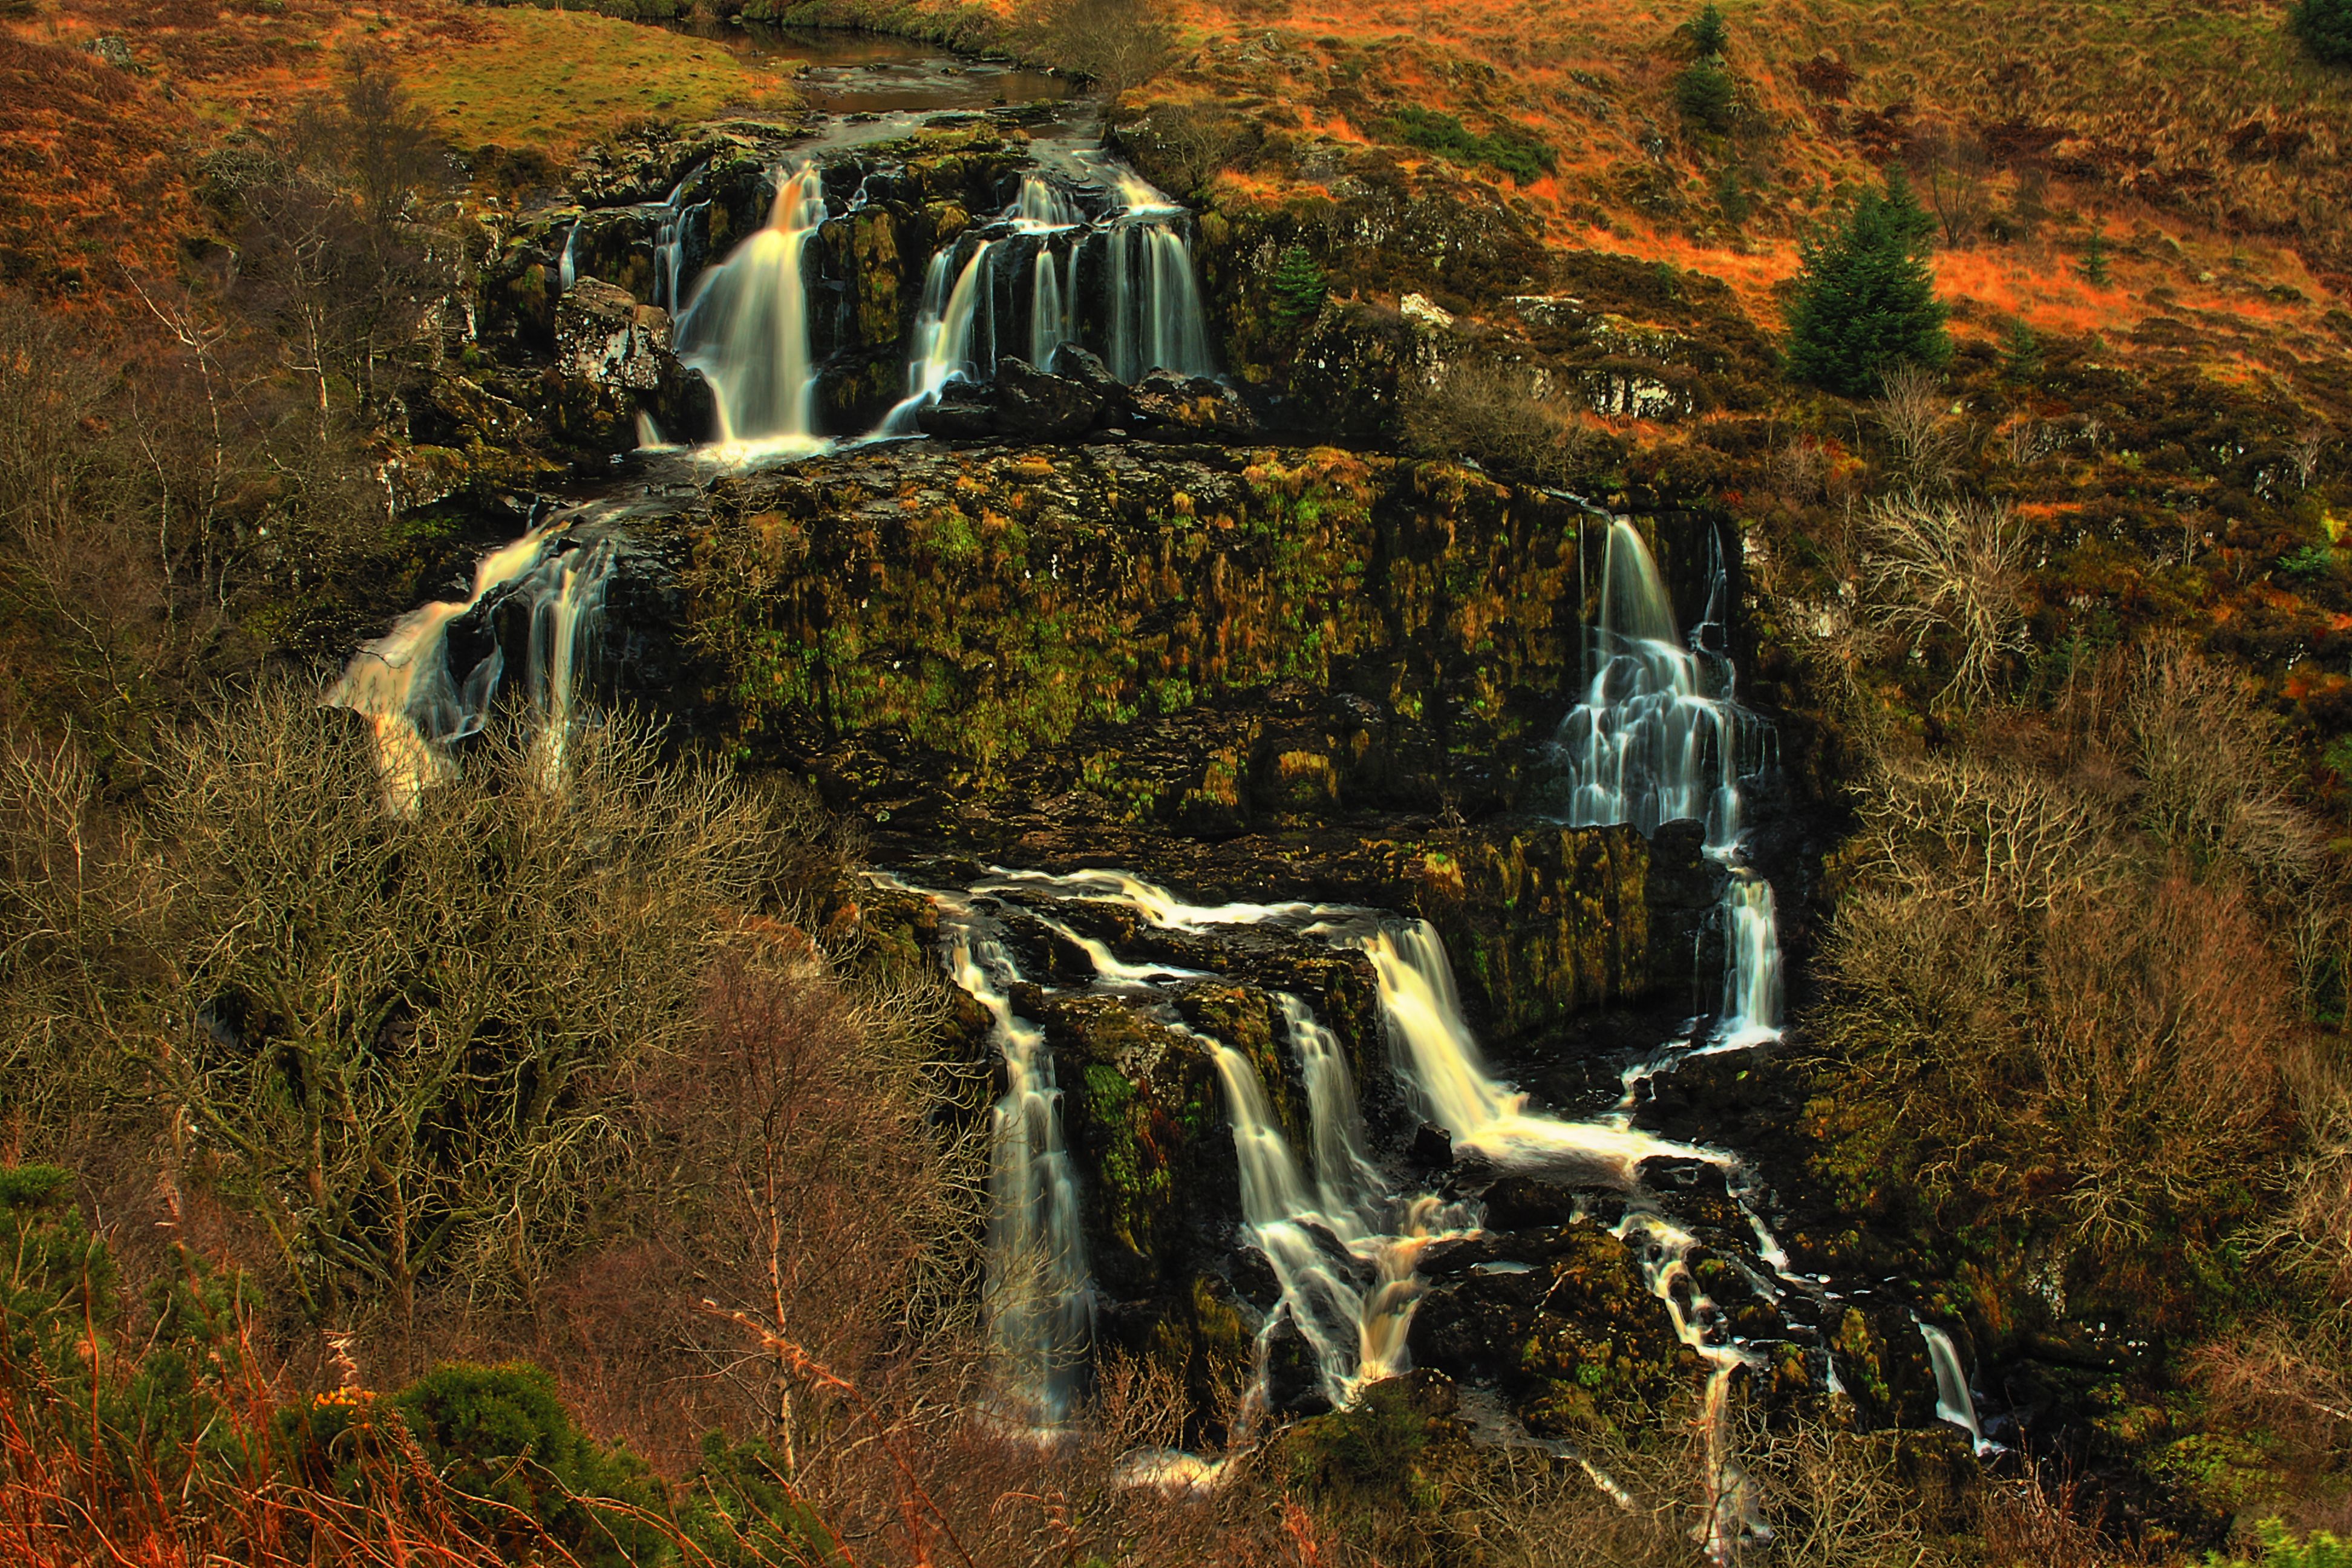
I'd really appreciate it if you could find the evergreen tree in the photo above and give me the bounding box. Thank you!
[1690,2,1730,57]
[1784,174,1952,396]
[1999,318,2042,383]
[2078,224,2111,286]
[1676,4,1735,134]
[1268,244,1328,326]
[1677,58,1737,134]
[2291,0,2352,65]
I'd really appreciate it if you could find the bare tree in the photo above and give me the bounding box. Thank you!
[1018,0,1175,99]
[1860,491,2030,706]
[1872,362,1965,491]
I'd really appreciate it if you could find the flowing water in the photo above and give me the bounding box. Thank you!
[878,168,1216,433]
[328,523,619,812]
[1919,1321,1998,1457]
[675,163,828,456]
[937,890,1095,1427]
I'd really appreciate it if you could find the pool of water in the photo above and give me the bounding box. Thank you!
[668,21,1074,114]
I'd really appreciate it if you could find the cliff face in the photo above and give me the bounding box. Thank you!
[653,440,1733,1033]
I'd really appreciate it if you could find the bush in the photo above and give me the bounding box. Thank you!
[1400,361,1593,486]
[1017,0,1172,97]
[389,1362,668,1567]
[1785,172,1950,395]
[0,692,809,1317]
[2290,0,2352,65]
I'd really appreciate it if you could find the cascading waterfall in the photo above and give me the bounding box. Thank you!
[328,526,619,812]
[1105,172,1215,383]
[877,166,1214,433]
[936,895,1094,1426]
[1618,1209,1770,1556]
[1555,518,1747,846]
[1918,1321,1998,1457]
[675,163,828,454]
[1553,516,1780,1047]
[882,240,998,434]
[1347,923,1727,1174]
[526,535,616,791]
[1716,871,1784,1050]
[1541,515,1791,1556]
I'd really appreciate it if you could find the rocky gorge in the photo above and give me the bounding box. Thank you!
[322,56,2041,1555]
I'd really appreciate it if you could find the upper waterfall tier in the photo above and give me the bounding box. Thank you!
[674,163,828,456]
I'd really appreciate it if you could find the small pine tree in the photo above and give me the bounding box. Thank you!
[1999,318,2042,382]
[2291,0,2352,65]
[1690,2,1730,57]
[2079,224,2111,286]
[1784,173,1952,396]
[1267,244,1328,326]
[1677,57,1737,134]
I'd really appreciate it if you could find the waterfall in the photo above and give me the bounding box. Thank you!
[651,169,710,315]
[526,536,616,791]
[1208,1000,1451,1410]
[1348,923,1726,1174]
[328,528,619,812]
[1555,519,1748,846]
[1031,250,1067,369]
[1553,517,1782,1047]
[1105,218,1215,383]
[558,221,578,293]
[881,240,997,434]
[1620,1210,1770,1557]
[937,900,1094,1427]
[1917,1321,1998,1457]
[1716,871,1783,1049]
[675,163,828,454]
[874,163,1215,435]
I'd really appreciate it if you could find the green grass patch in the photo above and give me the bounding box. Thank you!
[406,10,795,157]
[1387,107,1554,183]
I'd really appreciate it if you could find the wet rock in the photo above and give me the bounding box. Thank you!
[1129,370,1260,439]
[555,277,673,392]
[1480,1174,1583,1229]
[1408,1123,1455,1171]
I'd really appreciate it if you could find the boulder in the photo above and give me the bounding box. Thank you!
[1129,370,1259,439]
[555,278,673,393]
[916,359,1109,442]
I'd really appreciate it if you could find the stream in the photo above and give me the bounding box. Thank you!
[333,37,2001,1554]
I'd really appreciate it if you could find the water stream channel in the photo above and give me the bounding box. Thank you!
[333,36,1999,1554]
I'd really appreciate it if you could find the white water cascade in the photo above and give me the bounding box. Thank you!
[1918,1321,1998,1457]
[878,167,1215,433]
[1348,923,1727,1175]
[1619,1209,1770,1557]
[1105,173,1215,384]
[328,526,620,812]
[676,163,828,456]
[1555,517,1782,1048]
[937,895,1094,1427]
[881,240,998,435]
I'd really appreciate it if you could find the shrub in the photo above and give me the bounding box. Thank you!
[1017,0,1172,96]
[1785,173,1950,395]
[2290,0,2352,66]
[390,1362,668,1567]
[1860,492,2030,706]
[0,691,809,1317]
[1401,361,1593,486]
